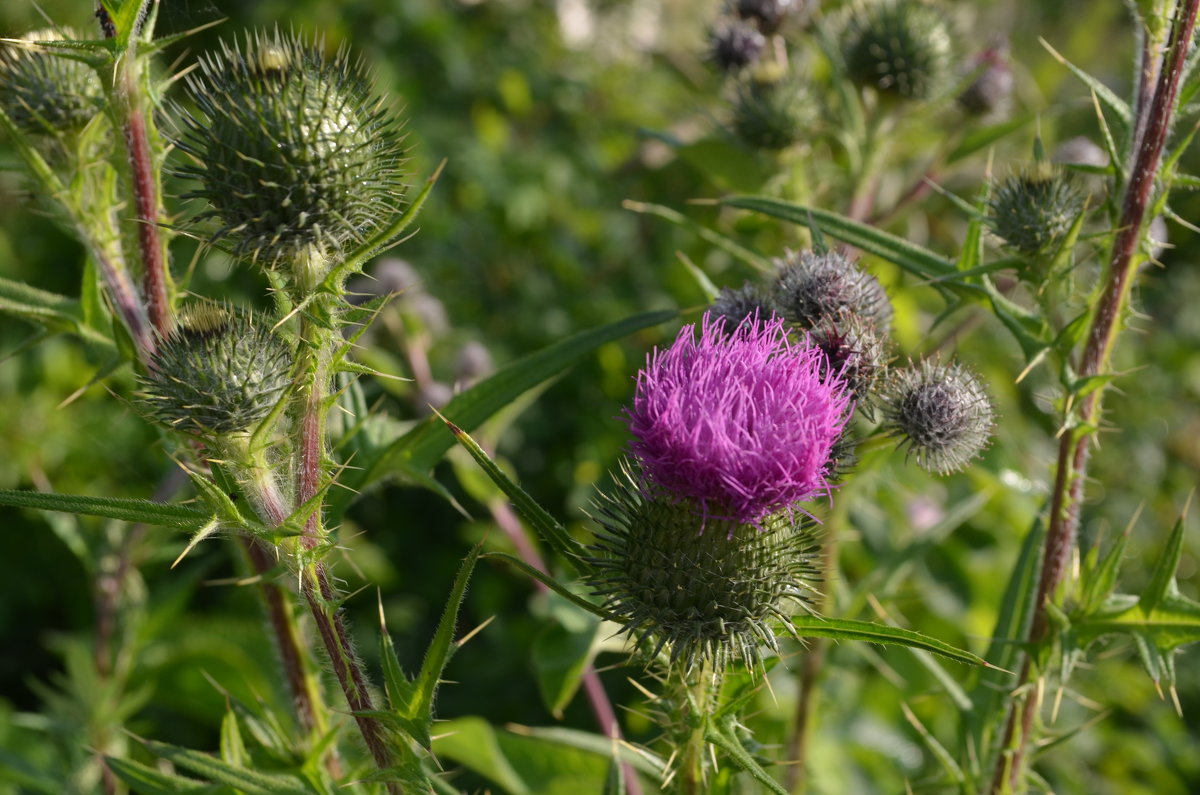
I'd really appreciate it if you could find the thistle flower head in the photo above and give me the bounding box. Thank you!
[957,39,1014,120]
[882,359,993,474]
[730,71,814,151]
[0,28,101,136]
[736,0,799,35]
[710,21,766,73]
[626,313,851,526]
[585,465,820,670]
[809,310,890,420]
[139,305,294,437]
[842,0,953,101]
[988,165,1084,259]
[174,30,407,273]
[771,249,892,332]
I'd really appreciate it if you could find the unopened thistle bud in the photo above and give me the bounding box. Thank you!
[140,305,294,437]
[709,283,773,331]
[882,359,993,475]
[771,249,892,332]
[957,40,1013,120]
[842,0,953,102]
[586,467,821,670]
[730,72,814,151]
[710,21,766,73]
[735,0,798,35]
[0,28,101,136]
[809,310,889,419]
[987,166,1084,258]
[174,30,407,274]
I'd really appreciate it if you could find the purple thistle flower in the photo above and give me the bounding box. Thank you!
[626,312,851,526]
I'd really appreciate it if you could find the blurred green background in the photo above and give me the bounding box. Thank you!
[1,1,1198,792]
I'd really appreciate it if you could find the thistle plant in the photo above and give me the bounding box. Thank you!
[2,1,1199,794]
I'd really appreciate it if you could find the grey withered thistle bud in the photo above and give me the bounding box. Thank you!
[140,305,294,437]
[987,165,1084,259]
[809,310,890,420]
[730,71,814,151]
[771,249,892,333]
[174,30,407,274]
[957,39,1014,121]
[882,359,993,475]
[842,0,953,102]
[709,282,773,331]
[736,0,798,35]
[710,20,766,73]
[0,28,101,136]
[585,466,821,671]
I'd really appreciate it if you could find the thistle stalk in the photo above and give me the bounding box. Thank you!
[990,1,1200,789]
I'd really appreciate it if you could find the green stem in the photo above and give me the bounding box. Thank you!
[677,661,716,795]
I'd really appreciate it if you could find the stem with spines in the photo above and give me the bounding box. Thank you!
[989,1,1200,789]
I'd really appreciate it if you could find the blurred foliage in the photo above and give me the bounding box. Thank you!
[1,0,1198,792]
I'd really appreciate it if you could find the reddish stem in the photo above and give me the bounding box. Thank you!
[990,3,1200,789]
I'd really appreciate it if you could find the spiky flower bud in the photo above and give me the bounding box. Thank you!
[586,467,820,670]
[809,310,889,419]
[730,72,814,151]
[842,0,952,101]
[987,166,1084,258]
[626,314,851,526]
[736,0,798,35]
[882,359,993,475]
[0,28,101,136]
[709,283,773,331]
[174,31,407,273]
[771,249,892,332]
[710,21,766,73]
[957,40,1013,120]
[140,305,294,437]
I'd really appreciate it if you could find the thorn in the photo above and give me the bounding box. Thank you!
[456,614,496,647]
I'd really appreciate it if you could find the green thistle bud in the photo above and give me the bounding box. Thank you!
[842,0,953,101]
[771,249,892,333]
[730,72,814,151]
[709,282,773,330]
[585,467,820,671]
[174,31,407,273]
[882,359,993,475]
[987,165,1085,259]
[0,28,101,136]
[140,305,294,437]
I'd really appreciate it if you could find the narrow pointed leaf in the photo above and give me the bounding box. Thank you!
[140,739,315,795]
[705,715,788,795]
[104,756,211,793]
[1040,38,1131,128]
[719,195,958,280]
[485,553,616,621]
[622,200,773,273]
[1140,512,1187,612]
[947,114,1035,164]
[219,710,248,767]
[789,616,992,667]
[443,416,583,562]
[0,489,209,530]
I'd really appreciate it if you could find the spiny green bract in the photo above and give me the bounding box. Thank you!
[882,359,994,475]
[174,30,407,270]
[841,0,953,101]
[0,28,101,136]
[584,468,821,672]
[140,305,294,436]
[988,166,1084,258]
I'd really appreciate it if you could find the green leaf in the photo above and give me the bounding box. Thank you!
[104,756,212,794]
[329,309,676,522]
[788,616,993,668]
[443,416,583,562]
[947,114,1035,164]
[219,709,248,768]
[622,200,773,273]
[532,596,601,718]
[484,553,615,622]
[380,546,480,748]
[1040,38,1131,129]
[718,196,958,280]
[0,489,209,530]
[139,739,315,795]
[704,715,787,795]
[510,726,665,778]
[0,276,114,350]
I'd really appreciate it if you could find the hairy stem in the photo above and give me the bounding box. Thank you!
[990,3,1199,790]
[678,662,715,795]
